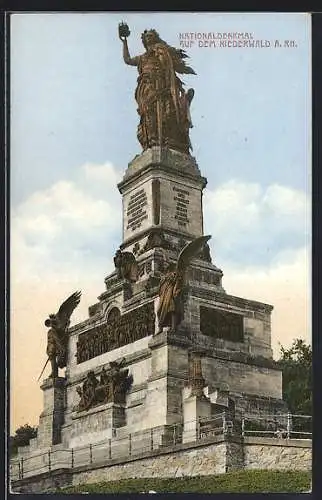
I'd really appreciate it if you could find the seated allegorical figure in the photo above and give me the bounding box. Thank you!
[76,371,98,411]
[114,249,138,282]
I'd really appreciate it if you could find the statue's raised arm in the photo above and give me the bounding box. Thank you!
[118,22,139,67]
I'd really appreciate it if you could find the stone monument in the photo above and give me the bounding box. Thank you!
[12,24,287,479]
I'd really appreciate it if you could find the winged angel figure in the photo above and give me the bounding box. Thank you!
[40,291,81,380]
[157,235,211,334]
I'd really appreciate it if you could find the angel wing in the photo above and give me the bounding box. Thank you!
[56,291,81,331]
[176,235,212,273]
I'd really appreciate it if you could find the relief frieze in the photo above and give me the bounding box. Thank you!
[76,302,155,363]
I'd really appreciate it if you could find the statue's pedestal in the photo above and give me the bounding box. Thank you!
[37,377,66,448]
[28,149,285,455]
[118,147,208,270]
[67,402,126,448]
[141,330,192,431]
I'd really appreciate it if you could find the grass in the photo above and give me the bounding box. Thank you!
[59,469,311,494]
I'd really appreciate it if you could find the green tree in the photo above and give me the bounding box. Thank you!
[10,424,38,456]
[277,338,312,416]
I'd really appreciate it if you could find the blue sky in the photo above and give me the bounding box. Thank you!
[10,13,311,429]
[10,12,311,267]
[11,13,310,198]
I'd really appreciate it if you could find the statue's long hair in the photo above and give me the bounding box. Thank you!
[141,29,196,75]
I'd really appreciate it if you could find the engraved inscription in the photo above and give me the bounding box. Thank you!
[200,306,244,343]
[126,189,148,231]
[173,186,190,227]
[76,302,155,363]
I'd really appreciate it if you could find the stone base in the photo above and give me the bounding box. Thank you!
[67,403,126,448]
[10,436,312,493]
[182,392,212,443]
[117,147,207,257]
[37,377,66,448]
[29,225,285,456]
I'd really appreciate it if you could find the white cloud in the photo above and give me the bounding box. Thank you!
[13,179,117,235]
[221,246,311,357]
[11,162,122,283]
[204,179,309,230]
[204,179,261,229]
[203,179,310,260]
[262,183,307,216]
[83,161,122,184]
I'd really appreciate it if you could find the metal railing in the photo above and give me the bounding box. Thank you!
[10,412,311,481]
[241,413,312,440]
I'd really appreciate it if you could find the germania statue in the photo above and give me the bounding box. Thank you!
[118,22,196,154]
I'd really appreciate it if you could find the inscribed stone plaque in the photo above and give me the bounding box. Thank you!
[126,188,148,231]
[173,185,191,227]
[200,306,244,342]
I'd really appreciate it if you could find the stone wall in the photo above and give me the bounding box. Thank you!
[11,436,312,493]
[73,441,227,486]
[202,355,282,400]
[244,437,312,471]
[11,470,73,494]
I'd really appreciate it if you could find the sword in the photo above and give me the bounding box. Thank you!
[156,79,163,148]
[37,357,50,382]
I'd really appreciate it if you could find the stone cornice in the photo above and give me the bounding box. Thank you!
[72,402,125,420]
[148,330,193,350]
[118,147,206,193]
[243,436,311,448]
[190,287,273,313]
[118,163,207,193]
[40,377,66,390]
[119,225,205,250]
[67,348,152,386]
[207,348,280,371]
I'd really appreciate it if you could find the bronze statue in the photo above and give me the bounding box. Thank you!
[119,22,196,154]
[157,262,184,333]
[114,249,138,282]
[156,235,211,333]
[76,371,98,411]
[43,291,81,379]
[100,366,109,386]
[198,242,212,263]
[75,360,133,411]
